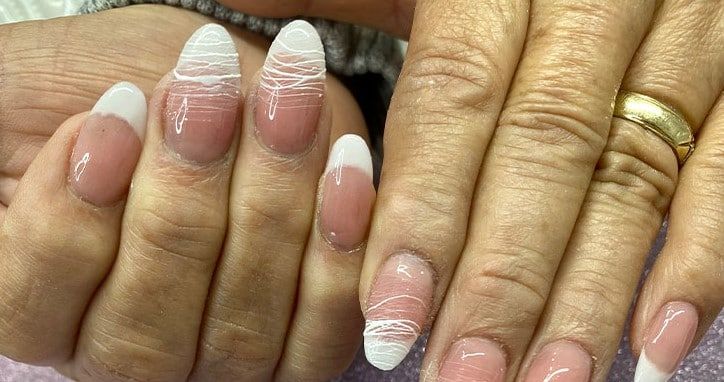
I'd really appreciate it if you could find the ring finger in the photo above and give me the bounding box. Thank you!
[518,1,723,380]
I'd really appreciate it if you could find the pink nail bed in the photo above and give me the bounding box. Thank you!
[524,340,591,382]
[69,82,147,206]
[256,20,325,155]
[363,252,434,371]
[319,134,375,251]
[634,301,698,382]
[165,24,241,163]
[438,338,507,382]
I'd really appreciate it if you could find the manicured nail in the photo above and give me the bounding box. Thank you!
[165,24,241,163]
[438,338,507,382]
[256,20,325,155]
[319,134,375,251]
[69,82,147,206]
[524,341,591,382]
[634,301,698,382]
[364,252,434,371]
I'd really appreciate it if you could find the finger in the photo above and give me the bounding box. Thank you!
[516,1,724,380]
[188,21,332,382]
[274,134,376,381]
[631,93,723,381]
[216,0,415,37]
[0,83,146,364]
[72,24,242,381]
[358,0,529,370]
[420,1,660,380]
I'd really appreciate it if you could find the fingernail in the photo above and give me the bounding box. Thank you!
[634,301,698,382]
[255,20,325,155]
[165,24,241,163]
[364,252,433,371]
[524,340,591,382]
[319,134,375,251]
[438,337,507,382]
[69,82,147,206]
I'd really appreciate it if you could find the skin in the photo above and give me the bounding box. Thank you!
[0,2,721,382]
[201,0,722,380]
[0,6,372,381]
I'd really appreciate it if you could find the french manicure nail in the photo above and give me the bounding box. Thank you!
[165,24,241,163]
[364,252,434,371]
[69,82,147,206]
[634,301,698,382]
[319,134,375,251]
[438,337,507,382]
[256,20,325,155]
[524,340,591,382]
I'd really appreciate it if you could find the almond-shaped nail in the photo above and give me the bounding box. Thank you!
[166,24,241,163]
[69,82,147,206]
[439,338,507,382]
[634,301,698,382]
[364,252,433,370]
[524,341,591,382]
[319,134,375,251]
[256,20,325,155]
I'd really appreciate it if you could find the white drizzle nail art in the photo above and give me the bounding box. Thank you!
[171,24,241,136]
[363,255,432,371]
[259,20,326,121]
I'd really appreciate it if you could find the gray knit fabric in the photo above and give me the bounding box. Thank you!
[79,0,403,84]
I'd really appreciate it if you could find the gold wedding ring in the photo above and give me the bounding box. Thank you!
[613,91,694,165]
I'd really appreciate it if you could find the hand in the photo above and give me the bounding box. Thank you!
[212,0,723,380]
[0,7,376,382]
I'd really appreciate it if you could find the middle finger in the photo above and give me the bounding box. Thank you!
[423,1,658,380]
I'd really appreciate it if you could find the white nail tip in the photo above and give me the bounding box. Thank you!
[91,82,147,141]
[268,20,325,69]
[326,134,373,179]
[364,333,414,371]
[634,351,674,382]
[175,23,240,85]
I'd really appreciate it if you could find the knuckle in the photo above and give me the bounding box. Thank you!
[455,247,551,328]
[500,89,607,163]
[129,199,224,265]
[80,331,188,382]
[231,190,310,247]
[592,142,677,216]
[197,315,282,374]
[402,32,504,113]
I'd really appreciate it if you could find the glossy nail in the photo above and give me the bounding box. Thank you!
[364,252,433,371]
[165,24,241,163]
[319,134,375,251]
[634,301,698,382]
[69,82,147,206]
[524,341,591,382]
[256,20,325,155]
[438,337,507,382]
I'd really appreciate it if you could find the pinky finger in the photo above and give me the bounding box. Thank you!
[632,95,724,382]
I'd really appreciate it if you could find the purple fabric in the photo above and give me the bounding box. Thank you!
[1,229,722,381]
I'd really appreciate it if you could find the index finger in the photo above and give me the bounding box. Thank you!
[358,0,530,370]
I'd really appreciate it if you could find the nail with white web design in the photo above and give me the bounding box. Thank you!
[255,20,326,155]
[363,252,434,371]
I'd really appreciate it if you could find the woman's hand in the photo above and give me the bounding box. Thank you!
[213,0,723,380]
[0,8,376,382]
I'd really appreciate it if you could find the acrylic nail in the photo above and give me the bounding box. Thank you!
[524,340,591,382]
[634,301,698,382]
[438,337,507,382]
[69,82,147,206]
[364,252,434,371]
[319,134,375,251]
[256,20,325,155]
[165,24,241,163]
